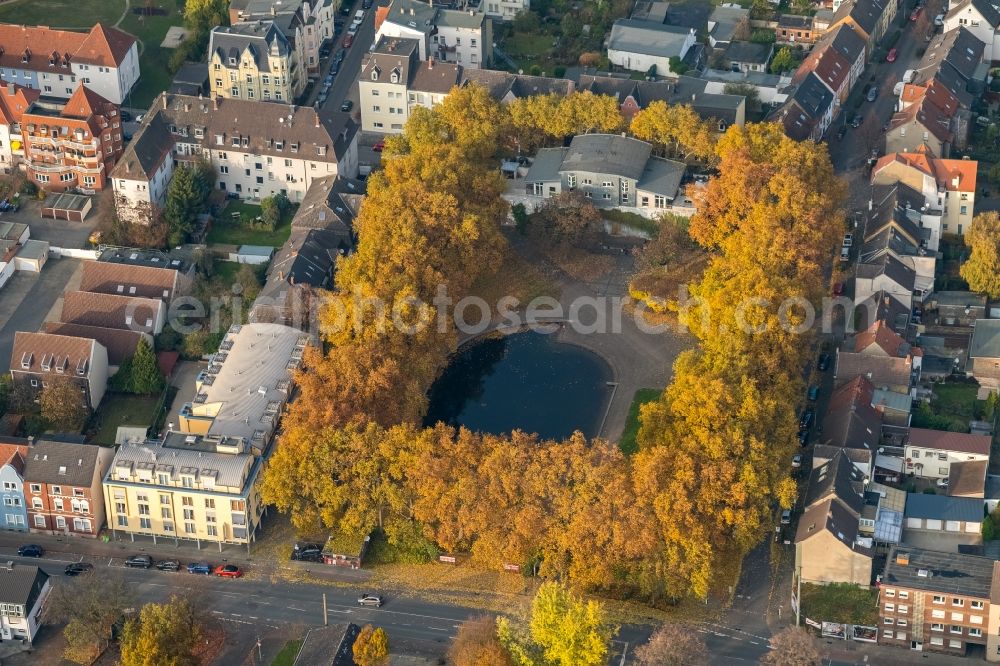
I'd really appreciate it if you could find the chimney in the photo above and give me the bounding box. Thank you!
[428,57,433,69]
[410,7,415,15]
[213,95,219,111]
[896,551,909,566]
[315,112,320,128]
[162,95,168,110]
[5,82,12,96]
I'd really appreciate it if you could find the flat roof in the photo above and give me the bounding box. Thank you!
[41,192,90,212]
[884,546,996,598]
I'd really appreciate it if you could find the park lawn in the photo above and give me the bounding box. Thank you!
[619,388,661,454]
[92,393,162,445]
[206,201,296,247]
[270,639,303,666]
[117,0,185,108]
[801,582,879,625]
[0,0,125,28]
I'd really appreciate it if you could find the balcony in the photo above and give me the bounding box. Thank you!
[27,162,67,173]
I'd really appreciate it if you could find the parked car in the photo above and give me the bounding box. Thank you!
[124,554,153,569]
[155,560,181,572]
[331,61,341,76]
[850,114,862,128]
[934,13,944,26]
[344,33,354,47]
[341,100,354,112]
[832,281,844,296]
[817,353,831,371]
[910,6,923,21]
[372,140,385,152]
[791,454,802,469]
[187,562,213,575]
[937,477,950,488]
[319,47,331,59]
[866,86,878,102]
[120,110,132,122]
[64,562,93,576]
[886,48,898,63]
[798,429,809,446]
[335,48,346,63]
[843,232,853,247]
[780,510,792,525]
[215,564,243,578]
[358,594,383,607]
[135,114,144,123]
[324,75,334,85]
[840,246,850,262]
[17,544,43,557]
[363,0,373,8]
[291,543,323,561]
[807,385,819,401]
[317,93,328,105]
[799,409,814,429]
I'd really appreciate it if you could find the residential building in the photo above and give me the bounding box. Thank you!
[724,41,772,73]
[904,428,991,479]
[376,0,493,69]
[794,451,874,585]
[0,23,138,104]
[482,0,529,20]
[830,0,896,57]
[41,323,150,373]
[519,134,688,217]
[607,20,697,75]
[78,257,192,303]
[904,493,984,543]
[792,23,866,105]
[855,253,918,309]
[946,459,989,498]
[969,318,1000,393]
[776,14,820,44]
[872,150,977,238]
[228,0,336,75]
[359,37,460,134]
[871,387,913,428]
[104,431,268,548]
[698,68,792,107]
[815,375,882,467]
[112,93,358,223]
[208,22,305,104]
[708,5,750,48]
[879,547,995,655]
[169,62,209,96]
[928,290,987,326]
[835,321,919,394]
[60,291,166,335]
[0,564,50,643]
[943,0,1000,63]
[0,81,36,173]
[11,84,124,192]
[0,440,28,532]
[23,439,113,537]
[9,332,109,410]
[177,323,309,446]
[776,71,836,141]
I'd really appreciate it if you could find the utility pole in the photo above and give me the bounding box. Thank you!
[323,593,328,626]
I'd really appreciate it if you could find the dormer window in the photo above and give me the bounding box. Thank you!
[229,57,237,66]
[390,69,400,84]
[231,137,240,147]
[275,140,284,150]
[290,142,298,153]
[371,66,380,81]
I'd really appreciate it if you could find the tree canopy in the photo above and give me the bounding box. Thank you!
[40,376,89,432]
[111,338,165,395]
[960,211,1000,297]
[119,596,200,666]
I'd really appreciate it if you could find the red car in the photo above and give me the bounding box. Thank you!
[886,48,897,63]
[910,6,922,21]
[372,140,385,152]
[214,564,243,578]
[343,33,354,48]
[832,281,844,297]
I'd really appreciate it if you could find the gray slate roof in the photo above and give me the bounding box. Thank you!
[608,19,693,59]
[294,623,359,666]
[904,493,984,522]
[725,41,772,65]
[805,450,867,515]
[946,0,1000,29]
[561,134,653,181]
[637,157,686,199]
[22,440,101,486]
[971,319,1000,359]
[268,227,349,289]
[709,5,749,43]
[0,565,48,609]
[209,22,292,73]
[524,147,567,183]
[883,546,996,597]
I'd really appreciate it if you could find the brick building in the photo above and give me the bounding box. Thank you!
[23,439,113,538]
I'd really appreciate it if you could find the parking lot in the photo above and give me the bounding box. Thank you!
[1,195,99,248]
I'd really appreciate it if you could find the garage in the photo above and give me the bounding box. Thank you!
[945,520,961,532]
[41,192,92,222]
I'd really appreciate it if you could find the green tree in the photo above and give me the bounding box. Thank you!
[528,582,615,666]
[163,161,212,246]
[353,624,390,666]
[40,375,89,432]
[120,596,200,666]
[960,212,1000,297]
[668,56,689,75]
[770,47,800,74]
[113,338,165,395]
[724,83,761,109]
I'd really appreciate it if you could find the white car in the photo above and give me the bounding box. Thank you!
[843,233,853,247]
[933,14,944,26]
[840,246,850,262]
[791,454,802,469]
[937,477,950,488]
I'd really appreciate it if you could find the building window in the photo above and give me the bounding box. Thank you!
[971,601,984,610]
[205,498,215,509]
[161,508,171,519]
[55,516,66,529]
[160,494,170,505]
[183,509,194,520]
[163,522,173,532]
[951,625,963,634]
[184,522,196,534]
[139,517,151,529]
[33,515,45,528]
[932,623,944,631]
[953,598,964,607]
[207,525,218,537]
[897,605,908,614]
[931,637,944,646]
[950,639,962,649]
[898,591,908,599]
[970,628,983,637]
[932,609,946,619]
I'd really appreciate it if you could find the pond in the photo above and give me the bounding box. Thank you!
[424,330,613,440]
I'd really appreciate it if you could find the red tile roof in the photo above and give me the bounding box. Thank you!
[854,320,909,357]
[0,22,134,72]
[872,150,977,193]
[907,428,991,456]
[0,80,38,125]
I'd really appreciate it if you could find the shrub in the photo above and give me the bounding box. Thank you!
[553,65,566,78]
[512,203,529,235]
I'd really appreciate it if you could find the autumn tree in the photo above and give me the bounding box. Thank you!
[509,91,623,148]
[534,191,604,244]
[630,102,717,162]
[448,615,513,666]
[353,624,390,666]
[770,47,800,74]
[960,211,1000,297]
[46,572,134,664]
[40,375,89,432]
[119,596,200,666]
[634,624,709,666]
[761,627,821,666]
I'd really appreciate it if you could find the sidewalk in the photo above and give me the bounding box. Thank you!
[820,639,977,665]
[0,529,372,584]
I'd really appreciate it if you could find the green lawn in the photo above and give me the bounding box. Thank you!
[206,201,296,247]
[0,0,125,28]
[91,393,162,445]
[912,380,986,432]
[619,388,661,455]
[801,582,879,625]
[117,0,185,108]
[504,31,560,74]
[270,639,302,666]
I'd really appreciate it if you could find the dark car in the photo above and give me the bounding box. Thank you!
[799,409,814,429]
[291,543,323,561]
[64,562,94,576]
[850,114,862,128]
[187,562,213,575]
[363,0,373,8]
[215,564,243,578]
[155,560,181,572]
[124,554,153,569]
[335,48,346,63]
[341,100,354,112]
[807,385,819,401]
[17,544,43,557]
[120,110,132,122]
[817,353,831,371]
[319,47,331,59]
[331,61,341,76]
[798,429,809,446]
[339,3,352,14]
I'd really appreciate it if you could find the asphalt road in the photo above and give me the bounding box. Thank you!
[311,0,378,118]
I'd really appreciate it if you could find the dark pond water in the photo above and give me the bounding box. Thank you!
[424,330,613,440]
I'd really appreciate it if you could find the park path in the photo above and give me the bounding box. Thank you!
[114,0,131,28]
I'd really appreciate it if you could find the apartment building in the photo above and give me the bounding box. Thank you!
[0,23,138,104]
[0,564,50,643]
[904,428,991,479]
[229,0,335,74]
[482,0,529,20]
[9,332,109,410]
[879,547,996,656]
[104,432,267,548]
[112,93,358,224]
[23,439,113,538]
[177,323,309,446]
[208,22,305,104]
[359,37,460,133]
[0,440,29,532]
[78,256,193,303]
[376,0,493,69]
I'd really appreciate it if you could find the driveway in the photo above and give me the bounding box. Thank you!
[162,359,206,435]
[1,195,99,248]
[0,257,80,371]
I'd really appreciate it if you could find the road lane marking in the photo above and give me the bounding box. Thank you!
[429,627,448,632]
[287,606,307,611]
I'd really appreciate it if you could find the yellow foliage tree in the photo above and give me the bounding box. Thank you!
[960,212,1000,298]
[630,101,717,162]
[119,596,200,666]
